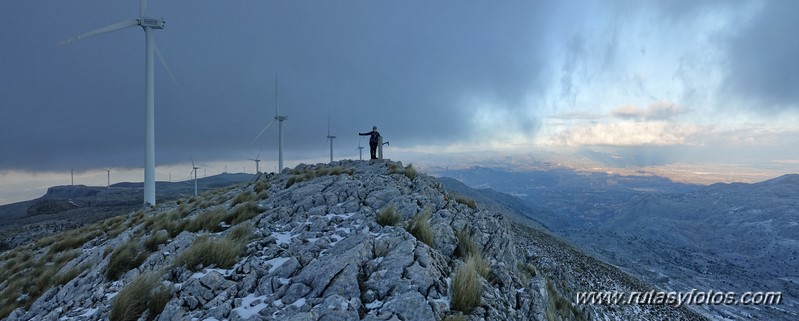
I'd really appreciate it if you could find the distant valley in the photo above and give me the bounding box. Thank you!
[441,167,798,320]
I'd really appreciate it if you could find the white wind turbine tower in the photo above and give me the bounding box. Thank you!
[275,78,288,172]
[248,151,262,174]
[105,168,112,189]
[252,76,288,172]
[190,158,200,196]
[60,0,175,206]
[327,116,336,164]
[357,138,364,161]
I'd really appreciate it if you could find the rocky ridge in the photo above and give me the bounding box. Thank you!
[2,160,704,320]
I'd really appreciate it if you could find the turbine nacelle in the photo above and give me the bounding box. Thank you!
[139,17,165,29]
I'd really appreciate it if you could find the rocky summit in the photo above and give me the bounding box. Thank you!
[1,160,704,320]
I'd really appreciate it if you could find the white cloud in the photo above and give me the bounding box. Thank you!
[611,101,688,121]
[549,121,712,146]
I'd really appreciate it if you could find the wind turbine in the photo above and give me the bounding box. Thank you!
[190,158,200,196]
[274,77,288,172]
[60,0,173,206]
[356,137,364,161]
[252,76,288,172]
[248,151,262,174]
[105,168,112,189]
[327,116,336,164]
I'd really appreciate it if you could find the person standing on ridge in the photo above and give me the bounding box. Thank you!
[359,126,381,159]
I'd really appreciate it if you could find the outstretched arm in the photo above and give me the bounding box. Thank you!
[359,132,370,136]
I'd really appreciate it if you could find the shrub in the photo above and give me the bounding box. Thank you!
[185,208,227,233]
[110,273,171,321]
[452,257,482,312]
[231,191,256,207]
[406,208,433,247]
[228,203,263,225]
[175,236,243,271]
[376,205,402,227]
[107,240,148,280]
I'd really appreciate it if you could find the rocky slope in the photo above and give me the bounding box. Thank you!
[1,160,703,320]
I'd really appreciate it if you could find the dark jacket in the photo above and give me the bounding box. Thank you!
[359,130,381,144]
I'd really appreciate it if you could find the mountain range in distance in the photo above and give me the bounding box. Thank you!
[440,166,798,320]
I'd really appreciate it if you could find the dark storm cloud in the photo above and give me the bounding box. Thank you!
[0,0,553,172]
[724,1,799,110]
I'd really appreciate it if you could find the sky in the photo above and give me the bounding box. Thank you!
[1,0,798,204]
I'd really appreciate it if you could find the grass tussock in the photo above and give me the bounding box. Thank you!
[455,229,479,258]
[518,261,537,283]
[227,222,254,243]
[175,236,244,271]
[286,166,355,188]
[546,278,585,321]
[110,273,171,321]
[404,163,417,180]
[53,262,90,287]
[254,180,270,194]
[376,205,402,227]
[144,209,189,238]
[389,163,417,180]
[455,229,490,278]
[406,208,434,247]
[443,314,467,321]
[452,256,483,312]
[229,203,263,225]
[106,240,148,280]
[185,207,227,233]
[231,191,256,207]
[143,231,170,252]
[454,195,477,209]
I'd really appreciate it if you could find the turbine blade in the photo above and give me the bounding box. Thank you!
[59,19,139,46]
[274,74,279,117]
[256,150,262,160]
[140,0,147,16]
[154,42,180,88]
[251,120,274,144]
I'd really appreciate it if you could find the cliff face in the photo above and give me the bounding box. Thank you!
[1,160,705,320]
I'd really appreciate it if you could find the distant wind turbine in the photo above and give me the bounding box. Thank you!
[248,151,262,174]
[252,76,288,172]
[60,0,176,206]
[327,116,336,164]
[71,169,74,186]
[190,158,200,196]
[356,138,364,161]
[105,168,112,189]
